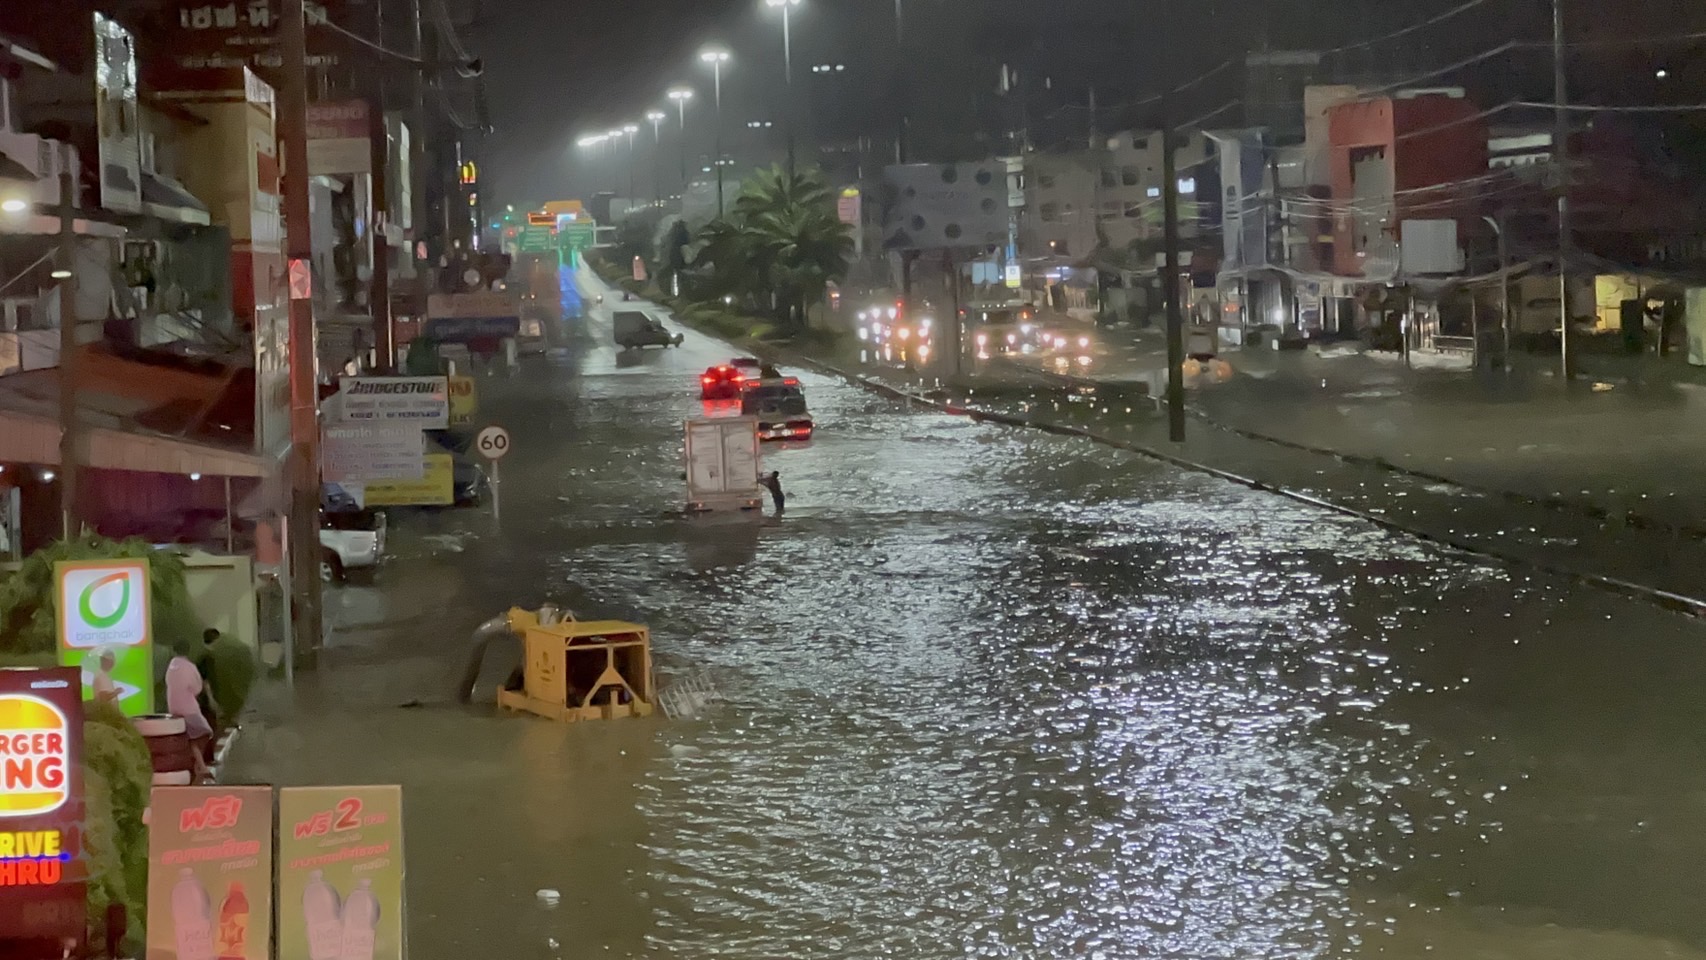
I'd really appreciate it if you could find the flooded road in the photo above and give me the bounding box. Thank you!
[230,272,1706,959]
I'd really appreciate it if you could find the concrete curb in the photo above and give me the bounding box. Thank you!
[790,352,1706,620]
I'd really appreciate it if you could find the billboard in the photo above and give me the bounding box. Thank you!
[881,162,1008,251]
[55,559,154,715]
[321,424,425,483]
[335,377,449,429]
[305,100,370,176]
[277,785,406,960]
[0,667,86,952]
[361,453,454,507]
[424,292,522,342]
[145,787,275,960]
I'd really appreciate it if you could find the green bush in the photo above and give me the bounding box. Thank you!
[83,704,151,940]
[199,633,256,721]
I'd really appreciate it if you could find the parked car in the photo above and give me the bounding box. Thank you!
[614,310,683,350]
[319,509,385,583]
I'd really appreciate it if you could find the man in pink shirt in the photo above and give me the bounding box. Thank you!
[165,655,215,773]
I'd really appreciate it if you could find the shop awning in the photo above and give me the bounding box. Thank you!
[0,408,269,477]
[141,171,210,226]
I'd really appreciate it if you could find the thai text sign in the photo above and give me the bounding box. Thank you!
[360,454,453,507]
[145,786,275,960]
[336,377,448,429]
[277,786,406,960]
[321,425,424,483]
[55,559,154,715]
[0,667,86,950]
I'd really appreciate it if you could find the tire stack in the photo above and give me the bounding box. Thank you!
[134,714,197,786]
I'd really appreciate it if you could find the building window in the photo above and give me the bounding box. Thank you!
[1039,202,1059,222]
[1121,166,1140,186]
[1132,137,1149,150]
[1125,202,1145,218]
[1101,169,1117,188]
[1038,173,1056,189]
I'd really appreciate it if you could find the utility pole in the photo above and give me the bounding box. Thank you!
[1161,112,1186,443]
[368,3,393,371]
[280,0,323,667]
[56,152,79,537]
[1553,0,1572,380]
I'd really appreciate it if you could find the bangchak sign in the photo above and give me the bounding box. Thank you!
[55,559,154,716]
[0,667,86,952]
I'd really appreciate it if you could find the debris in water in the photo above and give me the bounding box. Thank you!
[537,888,561,908]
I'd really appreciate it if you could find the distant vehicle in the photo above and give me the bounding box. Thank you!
[700,364,747,400]
[614,310,683,350]
[730,356,762,377]
[453,459,490,507]
[320,509,386,583]
[740,377,814,441]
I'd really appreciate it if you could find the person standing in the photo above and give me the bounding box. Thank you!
[759,471,786,514]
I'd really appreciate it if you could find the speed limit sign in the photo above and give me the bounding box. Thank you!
[475,425,511,460]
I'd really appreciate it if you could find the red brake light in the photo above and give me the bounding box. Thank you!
[701,376,713,383]
[783,378,799,386]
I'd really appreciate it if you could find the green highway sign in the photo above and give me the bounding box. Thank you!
[518,225,556,253]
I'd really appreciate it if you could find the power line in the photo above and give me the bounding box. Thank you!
[1519,100,1706,112]
[1321,0,1496,57]
[316,15,424,64]
[1355,41,1523,99]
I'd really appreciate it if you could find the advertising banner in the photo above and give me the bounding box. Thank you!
[447,376,477,427]
[306,100,370,176]
[277,785,406,960]
[335,377,449,429]
[321,425,424,483]
[424,292,522,343]
[144,786,275,960]
[360,454,453,507]
[0,667,86,951]
[881,162,1008,251]
[55,558,154,715]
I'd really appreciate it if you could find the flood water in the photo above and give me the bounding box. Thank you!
[228,270,1706,960]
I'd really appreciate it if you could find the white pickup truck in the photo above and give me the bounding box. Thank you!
[319,509,386,582]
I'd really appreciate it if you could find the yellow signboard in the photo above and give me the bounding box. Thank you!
[363,454,454,507]
[448,376,478,426]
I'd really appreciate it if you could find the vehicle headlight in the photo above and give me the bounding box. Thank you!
[1006,333,1017,345]
[897,327,910,340]
[1078,336,1091,348]
[975,333,988,346]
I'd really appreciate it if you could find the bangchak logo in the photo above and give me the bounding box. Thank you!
[78,572,131,632]
[57,561,150,651]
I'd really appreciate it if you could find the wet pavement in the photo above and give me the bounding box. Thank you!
[230,270,1706,959]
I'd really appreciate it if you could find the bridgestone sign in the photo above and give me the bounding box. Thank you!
[336,376,449,428]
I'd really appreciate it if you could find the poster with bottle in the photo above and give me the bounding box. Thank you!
[144,786,274,960]
[277,786,406,960]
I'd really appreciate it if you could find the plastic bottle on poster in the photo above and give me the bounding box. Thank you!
[217,880,250,960]
[338,878,380,960]
[303,869,345,960]
[172,868,217,960]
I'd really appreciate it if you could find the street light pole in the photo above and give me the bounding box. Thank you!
[623,123,640,206]
[647,111,666,204]
[668,88,694,195]
[701,49,730,217]
[1552,0,1572,380]
[765,0,801,176]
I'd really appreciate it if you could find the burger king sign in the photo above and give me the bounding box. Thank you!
[0,667,85,947]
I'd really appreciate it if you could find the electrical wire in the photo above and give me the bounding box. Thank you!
[1354,41,1523,99]
[315,15,424,64]
[1320,0,1495,57]
[1519,100,1706,112]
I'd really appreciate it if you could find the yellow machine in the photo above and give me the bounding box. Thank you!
[494,608,656,723]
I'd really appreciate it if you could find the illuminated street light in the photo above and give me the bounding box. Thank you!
[0,198,25,213]
[764,0,802,174]
[646,111,667,203]
[622,123,640,201]
[667,88,694,190]
[699,48,731,215]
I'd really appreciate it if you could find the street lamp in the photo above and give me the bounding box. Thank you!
[764,0,801,175]
[667,87,694,192]
[622,123,640,204]
[646,110,667,203]
[699,48,731,216]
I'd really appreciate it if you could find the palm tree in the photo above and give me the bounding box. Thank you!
[693,165,852,334]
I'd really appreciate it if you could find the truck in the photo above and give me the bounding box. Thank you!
[684,417,762,512]
[614,310,683,350]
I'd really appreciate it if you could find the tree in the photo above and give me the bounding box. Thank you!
[691,166,854,335]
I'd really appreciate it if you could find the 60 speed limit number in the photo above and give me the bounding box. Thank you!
[475,425,511,461]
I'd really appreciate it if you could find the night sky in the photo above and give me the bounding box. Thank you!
[468,0,1693,207]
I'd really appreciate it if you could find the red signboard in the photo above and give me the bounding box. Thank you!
[305,100,368,141]
[0,667,86,953]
